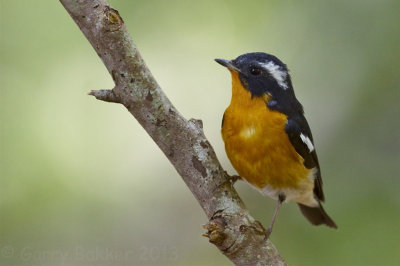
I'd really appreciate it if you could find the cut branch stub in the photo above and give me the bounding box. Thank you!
[88,89,120,103]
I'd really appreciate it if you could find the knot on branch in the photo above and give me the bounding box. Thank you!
[203,216,227,245]
[104,6,123,32]
[203,211,266,255]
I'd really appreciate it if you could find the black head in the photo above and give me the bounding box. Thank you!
[215,52,293,96]
[216,52,302,114]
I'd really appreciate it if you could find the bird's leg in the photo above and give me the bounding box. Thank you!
[265,194,286,239]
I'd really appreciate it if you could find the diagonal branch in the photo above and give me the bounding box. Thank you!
[60,0,287,265]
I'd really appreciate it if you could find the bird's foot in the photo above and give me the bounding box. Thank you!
[229,175,241,185]
[220,172,242,190]
[224,172,241,188]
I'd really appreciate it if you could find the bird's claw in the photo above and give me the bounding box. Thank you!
[221,171,242,189]
[229,175,241,185]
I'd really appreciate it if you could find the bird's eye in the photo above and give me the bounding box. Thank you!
[250,67,261,76]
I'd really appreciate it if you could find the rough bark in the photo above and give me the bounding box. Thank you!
[60,1,287,265]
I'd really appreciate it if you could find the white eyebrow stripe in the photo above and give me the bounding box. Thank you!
[259,61,288,90]
[300,133,315,152]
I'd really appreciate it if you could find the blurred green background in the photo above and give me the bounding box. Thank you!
[1,0,400,265]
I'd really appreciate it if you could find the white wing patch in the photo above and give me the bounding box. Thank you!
[259,61,288,90]
[300,133,315,152]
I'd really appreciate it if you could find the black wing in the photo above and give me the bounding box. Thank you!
[285,115,325,201]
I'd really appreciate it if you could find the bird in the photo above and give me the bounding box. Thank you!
[216,52,337,237]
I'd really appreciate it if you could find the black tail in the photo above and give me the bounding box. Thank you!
[298,203,338,229]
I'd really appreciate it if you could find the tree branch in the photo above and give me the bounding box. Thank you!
[60,0,287,265]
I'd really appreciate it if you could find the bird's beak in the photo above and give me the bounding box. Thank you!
[215,58,241,73]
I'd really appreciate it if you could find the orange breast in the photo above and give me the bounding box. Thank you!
[222,72,310,189]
